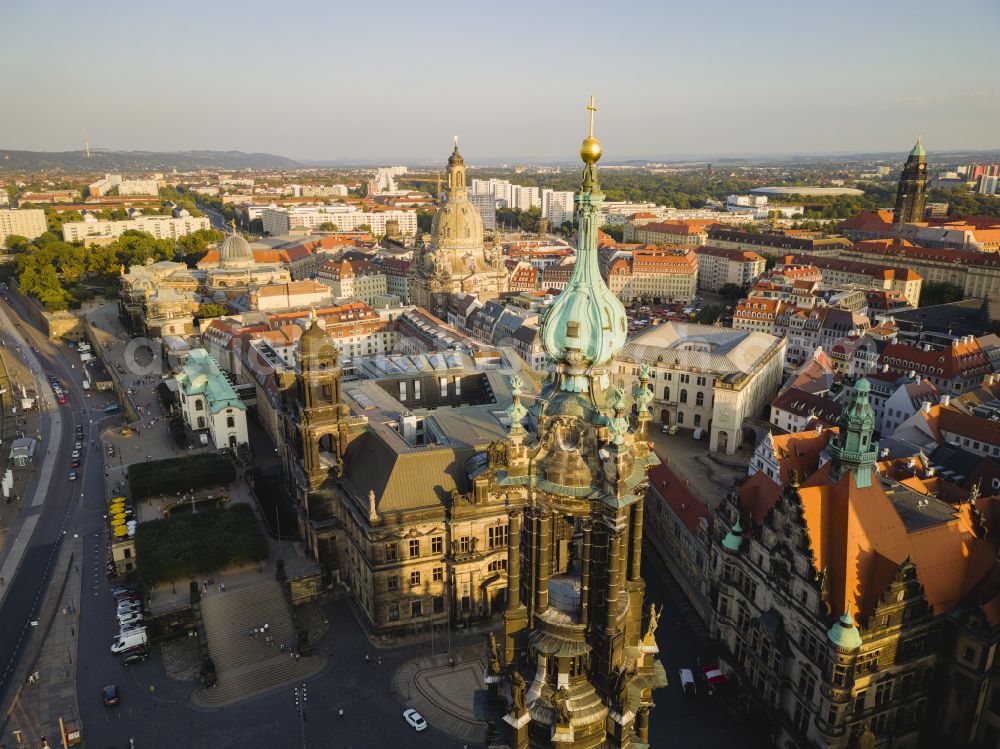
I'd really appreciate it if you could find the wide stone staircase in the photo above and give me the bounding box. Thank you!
[191,580,327,707]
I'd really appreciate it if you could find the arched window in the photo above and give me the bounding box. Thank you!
[663,386,670,400]
[680,389,688,404]
[696,392,704,407]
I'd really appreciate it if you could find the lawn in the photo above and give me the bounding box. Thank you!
[134,504,267,583]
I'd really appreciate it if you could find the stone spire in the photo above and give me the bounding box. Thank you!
[893,137,927,224]
[828,378,879,487]
[539,95,627,392]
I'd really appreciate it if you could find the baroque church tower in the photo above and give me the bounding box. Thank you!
[408,140,506,317]
[893,137,927,224]
[488,99,666,749]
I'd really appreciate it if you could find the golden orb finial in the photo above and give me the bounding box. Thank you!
[580,95,602,165]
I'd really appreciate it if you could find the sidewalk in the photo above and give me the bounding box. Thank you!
[0,532,83,748]
[392,642,488,745]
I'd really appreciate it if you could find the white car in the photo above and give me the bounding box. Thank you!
[118,611,143,626]
[403,708,427,731]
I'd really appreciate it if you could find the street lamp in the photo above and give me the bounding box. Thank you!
[294,682,308,749]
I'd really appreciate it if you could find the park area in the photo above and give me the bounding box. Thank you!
[134,504,268,583]
[127,452,236,499]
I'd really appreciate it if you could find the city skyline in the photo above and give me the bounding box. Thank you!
[1,0,997,161]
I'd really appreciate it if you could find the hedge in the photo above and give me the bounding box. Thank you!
[127,453,235,499]
[134,504,268,583]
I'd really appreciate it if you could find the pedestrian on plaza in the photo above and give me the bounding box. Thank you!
[377,656,382,666]
[365,653,370,664]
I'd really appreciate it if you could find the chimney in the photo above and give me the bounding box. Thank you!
[940,394,951,407]
[922,401,931,414]
[908,370,916,379]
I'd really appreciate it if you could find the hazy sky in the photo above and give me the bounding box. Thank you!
[1,0,997,162]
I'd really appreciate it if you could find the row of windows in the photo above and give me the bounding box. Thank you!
[383,527,508,562]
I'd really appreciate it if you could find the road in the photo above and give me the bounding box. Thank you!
[0,293,108,703]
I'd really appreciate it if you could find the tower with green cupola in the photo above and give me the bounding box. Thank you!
[489,97,666,749]
[827,377,879,488]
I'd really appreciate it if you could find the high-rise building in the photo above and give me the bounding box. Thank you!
[0,208,47,247]
[493,101,666,749]
[893,138,928,225]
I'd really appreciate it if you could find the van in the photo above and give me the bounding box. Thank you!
[679,668,697,697]
[110,629,147,654]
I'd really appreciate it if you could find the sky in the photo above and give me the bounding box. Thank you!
[1,0,998,162]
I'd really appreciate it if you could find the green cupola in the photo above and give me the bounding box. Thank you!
[827,603,862,650]
[828,377,879,487]
[540,96,628,392]
[722,515,744,552]
[909,136,925,158]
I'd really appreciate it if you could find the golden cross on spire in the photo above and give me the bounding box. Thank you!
[587,95,597,138]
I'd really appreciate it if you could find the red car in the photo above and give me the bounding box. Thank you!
[70,459,80,468]
[57,395,66,405]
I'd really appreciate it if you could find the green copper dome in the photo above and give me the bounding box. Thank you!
[909,137,925,159]
[540,100,627,383]
[828,377,879,487]
[827,603,862,650]
[722,515,744,552]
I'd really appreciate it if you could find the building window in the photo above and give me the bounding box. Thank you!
[694,414,701,427]
[413,380,421,399]
[460,536,471,553]
[454,376,461,396]
[488,559,507,573]
[677,411,684,425]
[488,525,508,549]
[433,567,443,582]
[195,400,204,411]
[399,381,406,401]
[433,596,445,614]
[388,604,399,621]
[431,536,443,554]
[696,392,704,407]
[387,576,398,591]
[857,651,880,674]
[680,389,688,403]
[663,386,670,400]
[411,600,422,618]
[440,376,449,397]
[875,681,892,706]
[410,570,421,587]
[227,416,235,428]
[409,540,420,557]
[964,645,976,663]
[384,543,398,562]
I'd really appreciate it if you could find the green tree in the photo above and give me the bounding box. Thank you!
[317,222,340,231]
[197,303,228,319]
[4,234,29,251]
[919,281,964,307]
[694,305,722,325]
[601,224,624,242]
[718,283,746,301]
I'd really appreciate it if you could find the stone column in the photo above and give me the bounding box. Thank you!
[536,510,552,612]
[636,706,650,742]
[629,500,644,582]
[606,528,622,631]
[507,510,522,607]
[580,520,592,626]
[527,508,537,620]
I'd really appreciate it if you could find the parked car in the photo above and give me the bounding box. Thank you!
[102,685,120,706]
[68,471,77,481]
[403,708,427,731]
[117,612,143,626]
[679,668,697,697]
[700,666,727,696]
[122,649,149,666]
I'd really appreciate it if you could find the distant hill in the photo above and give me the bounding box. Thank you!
[0,149,301,172]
